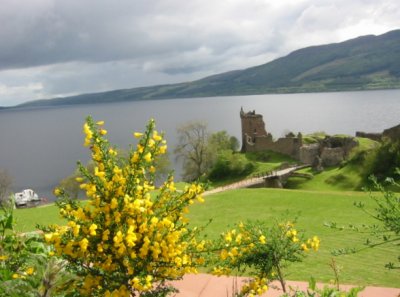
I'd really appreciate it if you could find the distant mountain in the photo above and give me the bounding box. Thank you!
[10,29,400,109]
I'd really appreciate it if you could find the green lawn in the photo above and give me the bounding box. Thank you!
[14,203,66,233]
[13,188,399,288]
[188,188,400,288]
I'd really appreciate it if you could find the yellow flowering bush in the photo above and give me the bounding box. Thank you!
[45,117,206,296]
[210,220,320,295]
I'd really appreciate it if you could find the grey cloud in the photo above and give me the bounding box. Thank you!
[0,0,399,106]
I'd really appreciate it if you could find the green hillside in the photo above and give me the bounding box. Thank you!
[11,29,400,108]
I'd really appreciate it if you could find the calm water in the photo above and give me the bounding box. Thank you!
[0,89,399,200]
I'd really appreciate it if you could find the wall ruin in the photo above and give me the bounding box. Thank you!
[240,108,359,168]
[240,108,303,159]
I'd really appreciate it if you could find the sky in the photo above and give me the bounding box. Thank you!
[0,0,399,107]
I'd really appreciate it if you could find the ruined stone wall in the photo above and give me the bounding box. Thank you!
[383,123,400,140]
[299,144,320,165]
[241,134,301,159]
[268,137,302,159]
[355,131,382,142]
[241,134,273,152]
[320,147,344,167]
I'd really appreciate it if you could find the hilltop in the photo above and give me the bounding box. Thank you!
[8,29,400,109]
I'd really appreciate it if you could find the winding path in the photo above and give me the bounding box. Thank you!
[204,165,309,195]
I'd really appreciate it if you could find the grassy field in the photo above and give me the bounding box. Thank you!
[14,203,66,233]
[14,187,399,288]
[188,188,399,288]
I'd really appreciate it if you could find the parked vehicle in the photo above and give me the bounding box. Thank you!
[14,189,41,208]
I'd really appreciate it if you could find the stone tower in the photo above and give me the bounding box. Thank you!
[240,107,268,152]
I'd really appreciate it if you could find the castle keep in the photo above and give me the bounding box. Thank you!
[240,108,303,159]
[240,108,358,168]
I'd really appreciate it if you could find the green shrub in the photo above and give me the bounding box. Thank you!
[368,139,400,181]
[208,150,255,181]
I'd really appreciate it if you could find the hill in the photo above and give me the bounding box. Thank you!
[10,29,400,108]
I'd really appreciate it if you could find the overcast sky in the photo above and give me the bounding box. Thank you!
[0,0,399,106]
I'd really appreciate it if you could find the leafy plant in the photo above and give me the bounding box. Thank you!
[328,172,400,269]
[0,198,73,296]
[280,277,364,297]
[210,219,320,295]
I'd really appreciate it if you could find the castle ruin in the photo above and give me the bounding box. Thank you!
[240,108,358,168]
[240,108,302,159]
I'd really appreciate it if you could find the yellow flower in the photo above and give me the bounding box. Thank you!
[44,233,53,243]
[109,148,117,156]
[25,267,35,275]
[102,229,110,241]
[89,224,98,236]
[133,132,143,138]
[259,235,266,244]
[220,249,228,260]
[311,236,320,251]
[159,145,167,154]
[197,195,205,203]
[12,273,19,279]
[110,198,118,210]
[96,121,105,126]
[224,232,232,243]
[148,139,155,147]
[153,131,162,141]
[73,224,81,237]
[79,238,89,252]
[144,152,152,162]
[301,243,309,252]
[131,152,139,163]
[0,255,8,261]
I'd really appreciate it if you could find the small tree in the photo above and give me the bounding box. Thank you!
[355,175,400,269]
[330,172,400,270]
[175,122,241,181]
[210,220,320,295]
[0,169,13,207]
[175,121,212,181]
[208,131,240,152]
